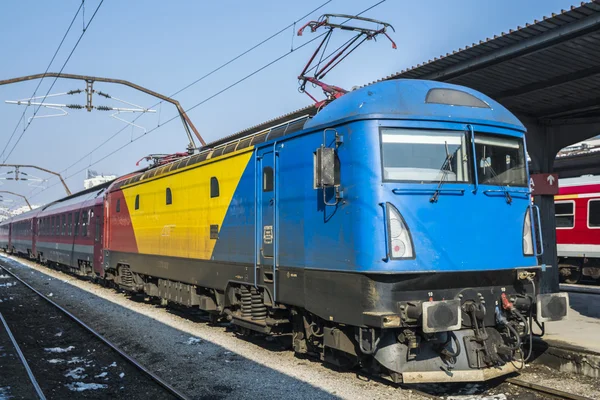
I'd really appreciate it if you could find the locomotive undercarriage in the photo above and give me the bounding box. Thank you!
[14,251,567,384]
[98,259,567,383]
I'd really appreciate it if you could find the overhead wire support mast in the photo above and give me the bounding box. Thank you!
[0,73,204,151]
[297,14,396,107]
[0,191,33,210]
[0,164,71,195]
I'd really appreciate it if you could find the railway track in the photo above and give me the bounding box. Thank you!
[2,254,595,400]
[0,263,189,400]
[406,376,592,400]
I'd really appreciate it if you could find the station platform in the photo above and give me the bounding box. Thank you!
[533,287,600,379]
[544,286,600,354]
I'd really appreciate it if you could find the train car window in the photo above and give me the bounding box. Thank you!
[68,213,72,236]
[381,128,470,182]
[474,134,527,187]
[51,216,55,235]
[588,200,600,228]
[74,212,80,236]
[210,177,219,198]
[555,201,575,228]
[61,214,65,236]
[166,188,172,205]
[88,210,94,236]
[116,199,121,213]
[135,195,140,210]
[263,167,273,192]
[82,211,88,237]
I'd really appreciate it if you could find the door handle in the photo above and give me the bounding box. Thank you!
[269,198,274,206]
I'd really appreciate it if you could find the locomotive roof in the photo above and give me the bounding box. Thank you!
[112,79,524,190]
[304,79,525,131]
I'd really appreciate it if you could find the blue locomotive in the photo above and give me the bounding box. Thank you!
[0,78,569,384]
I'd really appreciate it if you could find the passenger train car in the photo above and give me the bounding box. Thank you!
[0,79,568,384]
[555,175,600,283]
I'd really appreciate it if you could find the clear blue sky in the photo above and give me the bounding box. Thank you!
[0,0,578,208]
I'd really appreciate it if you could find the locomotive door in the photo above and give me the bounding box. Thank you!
[257,146,277,299]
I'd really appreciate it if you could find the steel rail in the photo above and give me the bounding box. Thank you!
[0,311,47,400]
[405,377,592,400]
[0,263,190,400]
[506,377,592,400]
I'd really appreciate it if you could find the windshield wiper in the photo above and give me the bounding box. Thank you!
[480,161,512,204]
[430,142,454,203]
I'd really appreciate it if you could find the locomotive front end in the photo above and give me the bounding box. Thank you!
[309,80,568,383]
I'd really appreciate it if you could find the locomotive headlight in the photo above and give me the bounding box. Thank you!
[523,210,533,256]
[387,203,414,259]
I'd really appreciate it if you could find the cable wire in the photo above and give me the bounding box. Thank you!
[2,0,105,164]
[28,0,387,202]
[0,1,85,162]
[53,0,334,180]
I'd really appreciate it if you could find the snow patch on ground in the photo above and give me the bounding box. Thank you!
[0,386,12,400]
[65,367,87,380]
[186,337,202,345]
[47,293,53,297]
[65,382,108,392]
[0,282,16,288]
[0,275,10,279]
[109,362,117,367]
[119,372,125,378]
[47,359,64,364]
[94,372,108,378]
[44,346,74,353]
[54,331,63,337]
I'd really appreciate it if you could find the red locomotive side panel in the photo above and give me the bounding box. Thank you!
[556,175,600,282]
[105,187,138,254]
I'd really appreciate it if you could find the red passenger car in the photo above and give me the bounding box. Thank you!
[555,175,600,283]
[0,219,11,252]
[8,210,38,257]
[36,187,106,277]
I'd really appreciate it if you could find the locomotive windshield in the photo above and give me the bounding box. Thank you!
[381,128,527,187]
[474,133,527,187]
[381,128,470,182]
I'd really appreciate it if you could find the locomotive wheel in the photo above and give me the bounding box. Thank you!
[559,264,581,284]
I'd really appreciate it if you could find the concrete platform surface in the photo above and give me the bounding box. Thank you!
[543,291,600,354]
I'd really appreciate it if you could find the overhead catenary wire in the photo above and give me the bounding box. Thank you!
[1,0,105,164]
[28,31,329,200]
[50,0,334,181]
[28,0,387,202]
[0,1,85,162]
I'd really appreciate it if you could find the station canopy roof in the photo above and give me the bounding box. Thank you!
[377,0,600,122]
